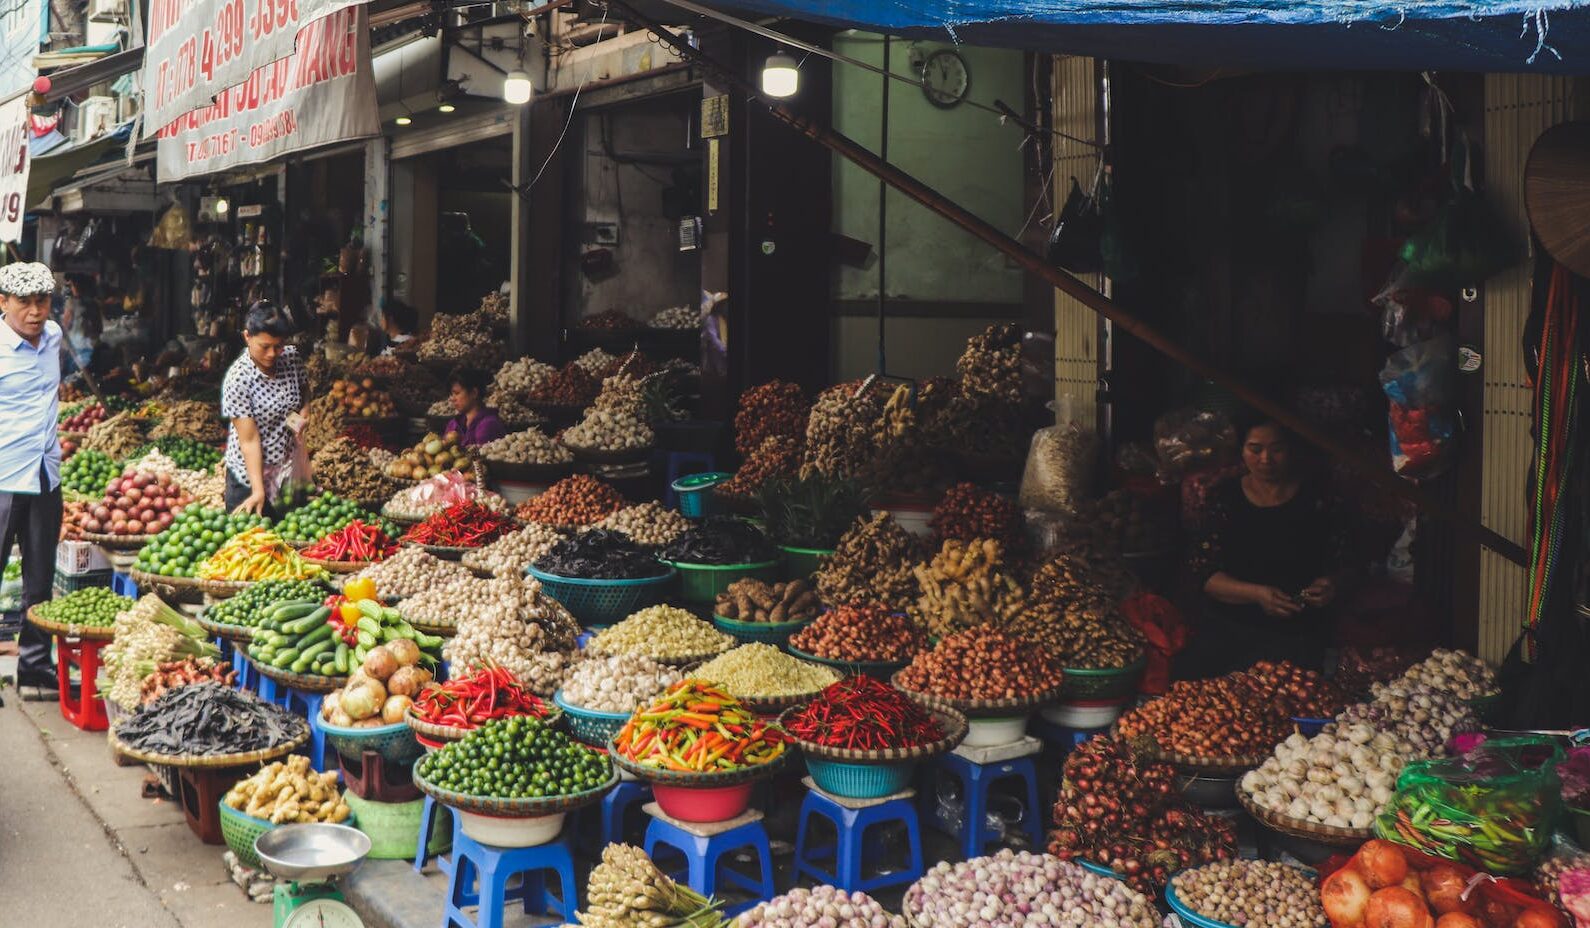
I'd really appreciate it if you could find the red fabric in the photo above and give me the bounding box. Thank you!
[1120,592,1186,695]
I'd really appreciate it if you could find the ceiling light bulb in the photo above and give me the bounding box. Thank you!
[438,103,456,113]
[395,115,412,126]
[213,197,229,215]
[503,69,533,105]
[761,51,799,98]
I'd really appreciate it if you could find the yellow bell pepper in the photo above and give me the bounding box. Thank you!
[344,577,378,603]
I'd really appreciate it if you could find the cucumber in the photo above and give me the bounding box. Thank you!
[356,617,382,637]
[282,606,331,635]
[413,632,444,650]
[333,643,350,675]
[356,630,377,648]
[357,600,384,621]
[271,648,300,669]
[298,622,336,648]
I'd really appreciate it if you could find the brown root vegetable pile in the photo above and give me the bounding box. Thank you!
[714,578,820,625]
[801,380,887,481]
[516,474,626,527]
[814,513,920,611]
[910,538,1026,638]
[734,380,808,456]
[311,437,401,502]
[788,603,927,663]
[955,322,1023,404]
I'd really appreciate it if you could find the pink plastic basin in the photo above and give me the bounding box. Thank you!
[651,783,754,823]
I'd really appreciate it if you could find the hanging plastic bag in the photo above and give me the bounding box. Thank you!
[1046,176,1103,273]
[1018,396,1098,513]
[1380,335,1458,477]
[1153,407,1238,483]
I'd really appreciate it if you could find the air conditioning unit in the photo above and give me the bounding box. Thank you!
[74,96,117,143]
[87,0,127,24]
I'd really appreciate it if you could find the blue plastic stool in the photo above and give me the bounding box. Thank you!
[576,780,652,853]
[229,647,259,691]
[256,673,282,705]
[920,751,1043,860]
[110,572,137,598]
[414,794,455,875]
[1032,718,1108,755]
[795,788,923,894]
[644,807,774,916]
[444,826,577,928]
[662,453,717,509]
[281,687,331,770]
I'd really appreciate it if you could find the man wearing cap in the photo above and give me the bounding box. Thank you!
[0,262,64,690]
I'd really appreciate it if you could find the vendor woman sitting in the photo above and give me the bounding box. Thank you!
[445,368,507,448]
[1177,412,1354,679]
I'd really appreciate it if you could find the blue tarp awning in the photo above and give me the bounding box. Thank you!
[712,1,1590,73]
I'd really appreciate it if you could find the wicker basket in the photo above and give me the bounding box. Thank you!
[405,711,472,744]
[483,459,572,484]
[250,660,346,693]
[778,705,968,765]
[192,577,260,600]
[891,673,1067,720]
[413,759,618,817]
[786,645,908,681]
[300,555,375,575]
[127,568,205,603]
[109,725,309,769]
[398,541,482,562]
[565,442,653,466]
[525,566,676,627]
[77,530,156,551]
[1236,788,1372,846]
[607,739,790,789]
[27,605,116,641]
[193,609,256,643]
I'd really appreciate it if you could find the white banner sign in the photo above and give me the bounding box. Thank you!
[155,7,377,182]
[0,0,43,100]
[0,96,31,243]
[142,0,368,138]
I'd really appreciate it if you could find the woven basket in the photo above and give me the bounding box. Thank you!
[1060,656,1147,701]
[712,614,811,647]
[891,673,1066,720]
[607,738,790,788]
[193,609,256,643]
[1236,788,1372,846]
[738,688,834,717]
[401,616,457,637]
[27,605,116,641]
[109,724,309,769]
[399,541,482,561]
[786,645,908,681]
[379,505,425,525]
[127,568,205,603]
[77,530,156,550]
[779,705,968,765]
[553,691,633,747]
[250,660,346,693]
[300,555,375,575]
[564,442,653,466]
[413,759,619,817]
[192,577,260,600]
[314,717,424,767]
[525,566,676,627]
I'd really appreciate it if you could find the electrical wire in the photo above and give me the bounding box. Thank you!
[525,5,606,191]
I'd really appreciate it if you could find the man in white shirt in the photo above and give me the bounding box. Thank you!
[0,262,64,690]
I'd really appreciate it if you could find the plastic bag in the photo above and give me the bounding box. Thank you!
[1018,408,1098,514]
[1321,839,1567,928]
[1536,833,1590,922]
[1152,407,1238,483]
[1046,176,1103,273]
[1375,737,1564,875]
[1380,335,1458,477]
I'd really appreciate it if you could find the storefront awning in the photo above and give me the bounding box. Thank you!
[26,119,136,210]
[698,0,1590,73]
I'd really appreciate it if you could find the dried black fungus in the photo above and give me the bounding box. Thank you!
[115,683,309,756]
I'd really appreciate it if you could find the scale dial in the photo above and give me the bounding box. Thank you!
[921,49,970,109]
[282,898,364,928]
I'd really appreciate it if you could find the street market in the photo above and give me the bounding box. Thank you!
[0,0,1587,926]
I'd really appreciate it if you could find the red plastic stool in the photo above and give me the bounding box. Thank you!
[339,750,421,803]
[173,764,256,843]
[56,637,110,731]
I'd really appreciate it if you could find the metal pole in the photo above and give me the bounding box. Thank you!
[877,35,889,376]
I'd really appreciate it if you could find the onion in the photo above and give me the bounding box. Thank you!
[1422,866,1471,915]
[382,695,413,724]
[1358,840,1411,889]
[1323,868,1373,928]
[1437,915,1483,928]
[362,645,399,681]
[1366,888,1428,928]
[387,638,421,667]
[340,684,377,722]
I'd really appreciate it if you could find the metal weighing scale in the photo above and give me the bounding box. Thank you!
[253,823,373,928]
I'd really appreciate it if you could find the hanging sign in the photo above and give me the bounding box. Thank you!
[155,7,377,182]
[141,0,370,138]
[0,96,30,243]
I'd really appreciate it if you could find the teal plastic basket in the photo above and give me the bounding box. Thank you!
[313,716,424,767]
[526,565,676,627]
[672,472,731,518]
[218,803,275,869]
[665,558,783,606]
[806,757,915,799]
[712,614,809,647]
[1060,657,1147,701]
[553,690,632,747]
[779,545,834,579]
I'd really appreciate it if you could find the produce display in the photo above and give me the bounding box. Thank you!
[658,516,779,566]
[905,849,1160,928]
[81,412,147,459]
[401,501,515,548]
[327,378,397,418]
[320,641,434,727]
[815,513,921,611]
[559,654,682,715]
[134,436,222,471]
[1315,839,1564,928]
[386,432,474,482]
[1334,679,1480,755]
[516,474,627,527]
[418,318,502,369]
[492,357,555,397]
[478,428,572,465]
[302,521,399,563]
[1171,860,1326,928]
[789,604,928,663]
[417,716,611,799]
[1018,551,1144,669]
[247,594,443,678]
[116,683,305,756]
[564,408,654,452]
[196,528,329,582]
[714,578,820,624]
[409,665,552,730]
[137,658,236,705]
[399,575,504,631]
[715,435,802,502]
[896,627,1065,703]
[275,493,395,544]
[1049,736,1239,893]
[76,470,191,537]
[147,400,225,443]
[461,522,566,577]
[442,574,581,695]
[1242,725,1423,829]
[349,546,472,599]
[593,502,689,547]
[204,579,330,628]
[1401,649,1500,700]
[134,507,271,577]
[533,530,666,580]
[529,364,599,406]
[61,402,110,431]
[650,305,697,330]
[590,606,736,661]
[955,323,1024,403]
[802,380,888,481]
[734,380,808,456]
[931,482,1024,550]
[613,681,789,772]
[61,449,120,496]
[784,675,946,751]
[224,756,350,824]
[738,887,904,928]
[578,843,723,928]
[692,644,840,699]
[35,587,134,629]
[384,473,510,521]
[312,437,402,502]
[103,594,220,709]
[911,538,1027,638]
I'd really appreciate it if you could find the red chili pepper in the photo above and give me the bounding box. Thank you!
[785,675,943,750]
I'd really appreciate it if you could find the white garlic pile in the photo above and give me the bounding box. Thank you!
[462,523,567,577]
[492,357,555,397]
[591,375,647,419]
[649,306,697,330]
[397,575,500,630]
[1334,679,1478,755]
[1241,724,1415,829]
[427,398,454,417]
[559,653,681,714]
[563,409,654,452]
[479,428,573,465]
[442,575,581,695]
[572,348,616,376]
[1400,648,1498,700]
[348,545,471,599]
[591,502,688,547]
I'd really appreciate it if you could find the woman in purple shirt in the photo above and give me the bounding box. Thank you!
[445,368,507,448]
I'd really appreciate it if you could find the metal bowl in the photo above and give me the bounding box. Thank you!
[253,824,371,882]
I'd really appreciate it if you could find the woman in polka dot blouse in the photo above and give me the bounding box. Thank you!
[221,302,308,517]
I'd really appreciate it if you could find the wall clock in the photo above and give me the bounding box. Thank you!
[921,49,970,109]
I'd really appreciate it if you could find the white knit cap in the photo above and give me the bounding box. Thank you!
[0,262,55,297]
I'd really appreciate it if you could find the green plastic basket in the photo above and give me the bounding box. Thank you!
[314,716,424,767]
[779,545,834,580]
[553,690,632,747]
[806,757,915,799]
[664,558,783,606]
[712,614,809,647]
[672,472,731,518]
[526,565,676,626]
[1060,657,1147,701]
[344,792,451,860]
[218,803,275,870]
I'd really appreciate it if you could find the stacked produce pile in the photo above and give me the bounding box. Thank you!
[1333,678,1479,750]
[311,437,401,502]
[1171,860,1326,928]
[35,587,133,630]
[302,394,349,452]
[530,364,599,407]
[658,516,778,565]
[1316,839,1561,928]
[478,428,572,466]
[225,757,349,824]
[349,546,471,599]
[205,580,329,629]
[1016,551,1144,669]
[1117,661,1347,762]
[401,500,515,548]
[802,379,888,481]
[1401,648,1500,699]
[715,435,802,502]
[418,311,501,368]
[327,379,396,418]
[815,513,921,610]
[577,844,723,928]
[135,507,271,577]
[911,538,1027,638]
[1067,490,1175,555]
[739,887,902,928]
[784,675,946,752]
[931,482,1024,551]
[247,594,443,679]
[399,573,521,631]
[489,392,541,428]
[517,475,626,527]
[714,578,819,624]
[734,381,808,456]
[116,683,304,757]
[104,595,221,710]
[410,665,553,730]
[122,450,226,510]
[196,528,328,582]
[534,530,666,579]
[133,437,222,472]
[572,348,617,376]
[591,606,735,661]
[147,400,226,443]
[462,523,566,577]
[74,470,191,537]
[564,408,654,453]
[386,432,474,482]
[138,659,237,705]
[693,644,839,699]
[302,521,399,563]
[418,716,609,798]
[789,604,928,664]
[276,493,395,544]
[1049,736,1238,893]
[955,323,1023,404]
[650,305,696,330]
[384,473,509,521]
[578,309,642,332]
[60,401,109,431]
[872,378,959,493]
[588,374,647,419]
[907,849,1160,928]
[897,627,1065,702]
[613,681,789,772]
[491,357,555,399]
[442,574,580,695]
[560,654,681,715]
[320,641,434,727]
[61,450,120,497]
[591,502,688,547]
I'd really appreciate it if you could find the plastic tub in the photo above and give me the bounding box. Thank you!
[456,809,566,848]
[672,472,731,518]
[1059,658,1146,701]
[962,716,1030,747]
[1041,699,1128,730]
[218,803,275,870]
[526,566,676,627]
[806,758,914,799]
[665,559,783,606]
[651,782,754,823]
[779,545,833,580]
[553,690,631,748]
[314,717,423,767]
[712,614,809,648]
